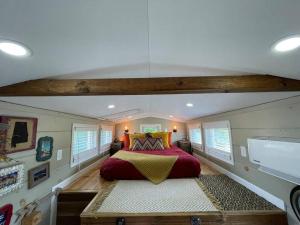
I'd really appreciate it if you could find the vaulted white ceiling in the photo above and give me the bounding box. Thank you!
[1,93,299,122]
[1,1,300,121]
[0,0,300,87]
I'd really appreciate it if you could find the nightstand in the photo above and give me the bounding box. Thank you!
[110,141,122,156]
[177,140,192,154]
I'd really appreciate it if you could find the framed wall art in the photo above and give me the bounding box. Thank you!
[0,116,38,155]
[28,162,50,189]
[0,159,24,197]
[36,136,53,162]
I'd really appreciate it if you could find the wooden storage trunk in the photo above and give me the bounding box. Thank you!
[81,201,287,225]
[80,177,288,225]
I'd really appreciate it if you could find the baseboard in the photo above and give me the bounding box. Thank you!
[194,153,286,211]
[50,154,109,225]
[52,154,109,191]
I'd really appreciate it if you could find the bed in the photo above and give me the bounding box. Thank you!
[100,145,201,181]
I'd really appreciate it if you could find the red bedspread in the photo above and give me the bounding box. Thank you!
[100,145,201,181]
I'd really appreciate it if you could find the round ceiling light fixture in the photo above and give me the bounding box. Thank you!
[0,40,32,57]
[273,36,300,52]
[107,104,115,109]
[186,103,194,107]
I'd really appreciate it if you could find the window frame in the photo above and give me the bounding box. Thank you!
[188,123,203,151]
[70,123,99,168]
[140,124,162,133]
[203,120,234,165]
[100,125,114,153]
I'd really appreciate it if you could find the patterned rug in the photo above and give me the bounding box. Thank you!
[198,175,278,211]
[92,179,218,215]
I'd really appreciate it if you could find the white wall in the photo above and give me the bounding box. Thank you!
[0,101,113,225]
[188,95,300,225]
[115,117,187,144]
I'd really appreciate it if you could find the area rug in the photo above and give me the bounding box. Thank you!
[92,179,219,214]
[198,175,278,211]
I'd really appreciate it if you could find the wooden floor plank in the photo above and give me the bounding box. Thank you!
[60,158,287,225]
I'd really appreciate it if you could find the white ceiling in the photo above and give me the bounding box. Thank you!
[0,0,300,87]
[1,93,299,122]
[1,1,300,121]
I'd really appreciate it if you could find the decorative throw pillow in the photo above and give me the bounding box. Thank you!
[145,132,152,138]
[168,132,172,146]
[123,133,130,148]
[151,132,170,148]
[129,133,145,149]
[132,137,164,151]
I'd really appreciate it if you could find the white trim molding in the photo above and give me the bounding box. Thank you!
[50,155,109,225]
[203,120,234,165]
[52,155,108,191]
[194,153,286,211]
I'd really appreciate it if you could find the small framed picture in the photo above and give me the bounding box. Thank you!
[0,161,24,197]
[28,162,50,189]
[36,136,53,161]
[0,116,38,154]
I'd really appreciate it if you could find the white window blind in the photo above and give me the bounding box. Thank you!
[71,124,99,167]
[203,120,234,165]
[100,125,113,152]
[188,124,202,151]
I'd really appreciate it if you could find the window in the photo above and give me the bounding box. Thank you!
[100,125,113,152]
[203,120,234,165]
[188,124,202,151]
[140,124,161,133]
[71,124,98,167]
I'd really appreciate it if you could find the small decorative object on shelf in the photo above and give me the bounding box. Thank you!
[0,156,24,197]
[110,139,122,156]
[177,140,192,154]
[36,136,53,162]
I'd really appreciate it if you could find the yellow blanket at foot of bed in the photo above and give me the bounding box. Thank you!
[111,150,178,184]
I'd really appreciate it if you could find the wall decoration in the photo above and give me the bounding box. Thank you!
[36,136,53,162]
[0,116,38,155]
[0,204,13,225]
[21,210,42,225]
[0,159,24,197]
[0,123,9,146]
[28,162,50,189]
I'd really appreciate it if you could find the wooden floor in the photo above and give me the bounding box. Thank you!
[61,159,288,225]
[64,161,219,192]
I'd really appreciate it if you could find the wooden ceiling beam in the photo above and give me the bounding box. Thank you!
[0,75,299,96]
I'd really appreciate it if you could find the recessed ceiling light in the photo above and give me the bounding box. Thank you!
[108,104,115,109]
[273,36,300,52]
[0,40,32,57]
[169,115,173,118]
[186,103,194,107]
